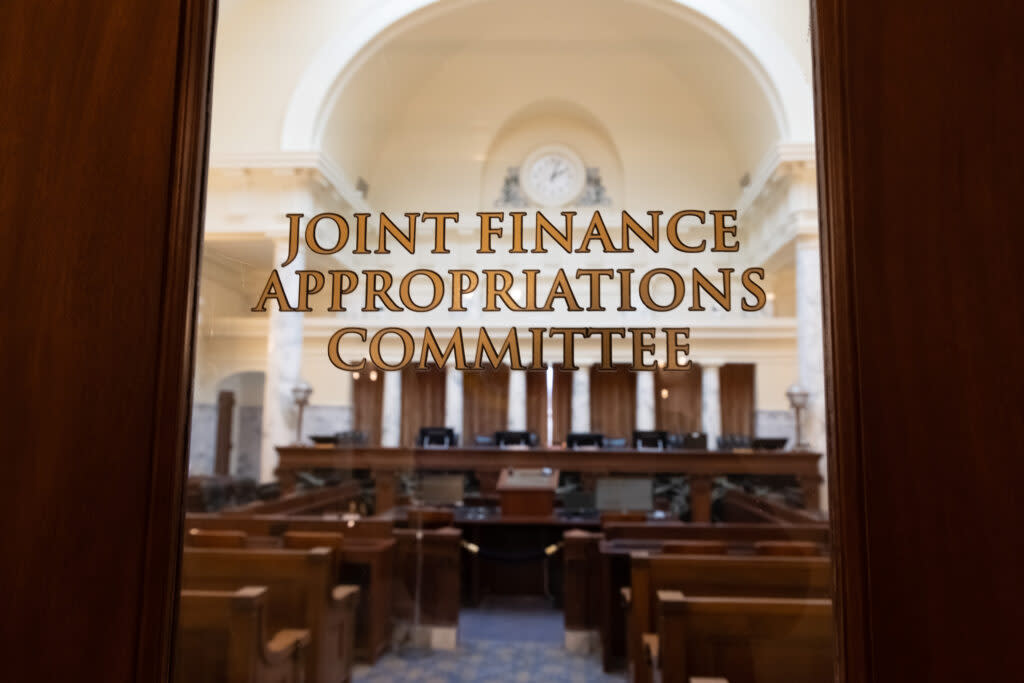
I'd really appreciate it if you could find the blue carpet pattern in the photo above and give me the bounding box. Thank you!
[352,640,624,682]
[353,597,624,682]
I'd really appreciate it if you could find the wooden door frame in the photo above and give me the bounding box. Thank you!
[3,1,1022,681]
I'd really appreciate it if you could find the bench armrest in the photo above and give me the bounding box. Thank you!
[264,628,310,665]
[656,589,685,606]
[330,584,360,607]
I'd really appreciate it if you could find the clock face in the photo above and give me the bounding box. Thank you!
[521,145,586,207]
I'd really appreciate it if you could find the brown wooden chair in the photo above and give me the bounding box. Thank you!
[186,528,247,548]
[754,540,824,556]
[174,586,309,683]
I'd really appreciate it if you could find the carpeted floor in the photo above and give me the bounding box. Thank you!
[353,597,625,682]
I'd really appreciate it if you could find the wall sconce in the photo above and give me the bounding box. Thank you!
[292,381,313,445]
[785,383,810,450]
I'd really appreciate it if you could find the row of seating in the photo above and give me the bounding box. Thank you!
[182,511,463,667]
[177,541,359,683]
[563,519,832,682]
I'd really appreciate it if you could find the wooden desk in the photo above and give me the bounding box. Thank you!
[275,446,825,519]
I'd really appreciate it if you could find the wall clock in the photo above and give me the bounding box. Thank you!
[520,144,586,207]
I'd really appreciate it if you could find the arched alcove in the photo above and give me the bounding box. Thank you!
[282,0,814,162]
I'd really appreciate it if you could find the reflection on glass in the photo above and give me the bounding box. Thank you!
[178,1,832,681]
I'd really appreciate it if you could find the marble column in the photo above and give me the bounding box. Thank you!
[571,364,591,433]
[259,238,304,483]
[444,366,464,437]
[635,371,656,431]
[795,234,828,508]
[507,368,528,431]
[381,369,402,447]
[701,363,722,450]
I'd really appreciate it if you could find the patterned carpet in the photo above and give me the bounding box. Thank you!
[353,640,624,682]
[353,597,625,682]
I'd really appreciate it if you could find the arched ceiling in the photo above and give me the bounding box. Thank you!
[314,0,801,210]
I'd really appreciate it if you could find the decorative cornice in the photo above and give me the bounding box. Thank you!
[208,151,371,213]
[738,142,817,213]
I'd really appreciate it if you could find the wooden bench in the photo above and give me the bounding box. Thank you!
[181,547,359,683]
[279,530,392,663]
[627,554,831,683]
[585,522,829,671]
[185,512,393,539]
[175,586,309,683]
[602,522,829,545]
[185,514,394,662]
[655,592,833,683]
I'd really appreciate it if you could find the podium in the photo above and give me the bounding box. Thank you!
[496,467,559,517]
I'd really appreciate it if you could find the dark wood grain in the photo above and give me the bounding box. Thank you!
[352,369,384,445]
[655,363,703,433]
[813,1,1024,681]
[590,364,636,439]
[0,1,215,681]
[525,368,548,443]
[400,364,446,446]
[719,363,755,437]
[462,365,509,441]
[551,364,573,444]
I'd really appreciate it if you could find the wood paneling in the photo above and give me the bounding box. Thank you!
[719,363,755,437]
[0,1,216,681]
[551,365,573,445]
[655,365,702,433]
[462,366,509,442]
[351,371,383,445]
[590,365,636,439]
[525,369,548,444]
[400,364,446,446]
[522,367,573,446]
[814,1,1024,680]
